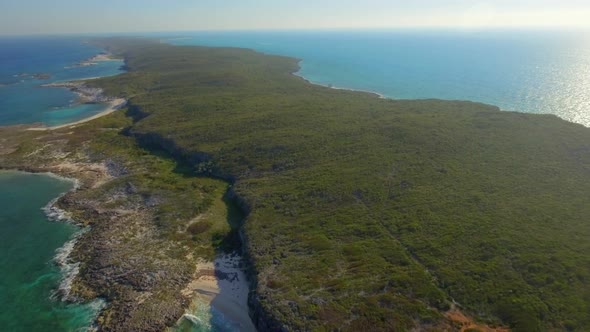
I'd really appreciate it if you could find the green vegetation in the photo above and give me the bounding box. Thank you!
[90,115,239,246]
[87,39,590,331]
[3,38,589,331]
[0,110,242,331]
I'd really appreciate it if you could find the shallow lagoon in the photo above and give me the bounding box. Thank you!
[0,36,124,126]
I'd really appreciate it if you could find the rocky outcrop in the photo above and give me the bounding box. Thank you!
[43,81,114,104]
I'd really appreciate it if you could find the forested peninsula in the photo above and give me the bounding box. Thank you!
[1,38,588,331]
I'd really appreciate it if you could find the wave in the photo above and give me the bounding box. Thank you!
[41,173,79,223]
[37,172,84,302]
[29,170,105,330]
[183,313,205,326]
[42,172,80,189]
[175,301,214,331]
[52,227,90,302]
[52,228,89,301]
[42,198,73,223]
[78,298,107,332]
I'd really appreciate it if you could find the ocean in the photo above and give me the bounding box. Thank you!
[1,30,590,331]
[0,37,120,331]
[0,171,102,331]
[166,29,590,127]
[0,36,124,126]
[2,31,588,134]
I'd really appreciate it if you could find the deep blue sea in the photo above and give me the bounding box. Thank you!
[166,29,590,127]
[0,36,124,126]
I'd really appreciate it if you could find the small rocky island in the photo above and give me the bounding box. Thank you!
[66,52,122,69]
[14,72,52,80]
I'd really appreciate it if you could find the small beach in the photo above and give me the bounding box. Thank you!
[0,40,128,331]
[177,254,256,331]
[28,98,127,131]
[0,37,125,127]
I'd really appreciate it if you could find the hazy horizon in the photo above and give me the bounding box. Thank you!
[1,0,590,35]
[3,27,590,38]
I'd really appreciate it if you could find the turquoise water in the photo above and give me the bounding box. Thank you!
[0,36,124,126]
[166,29,590,127]
[2,30,590,331]
[0,171,100,331]
[174,300,240,332]
[0,37,118,331]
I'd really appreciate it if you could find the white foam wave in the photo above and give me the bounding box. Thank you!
[80,298,107,332]
[42,197,73,223]
[38,173,86,302]
[40,172,79,223]
[42,172,81,189]
[183,313,205,326]
[52,228,89,301]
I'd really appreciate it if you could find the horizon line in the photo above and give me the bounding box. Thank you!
[1,25,589,37]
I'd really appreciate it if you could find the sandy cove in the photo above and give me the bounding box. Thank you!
[28,75,127,131]
[180,253,256,331]
[28,98,127,131]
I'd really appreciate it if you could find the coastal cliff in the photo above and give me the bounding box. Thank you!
[127,125,285,331]
[0,110,252,331]
[1,38,589,331]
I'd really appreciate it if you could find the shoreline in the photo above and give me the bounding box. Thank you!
[0,47,131,328]
[27,98,127,131]
[39,172,83,302]
[26,49,128,131]
[1,153,250,330]
[65,52,123,69]
[39,170,107,330]
[0,169,104,330]
[3,169,84,301]
[292,60,590,129]
[179,254,256,331]
[293,66,387,100]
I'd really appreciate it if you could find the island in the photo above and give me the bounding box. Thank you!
[1,38,589,331]
[13,72,52,80]
[66,52,123,69]
[32,73,52,80]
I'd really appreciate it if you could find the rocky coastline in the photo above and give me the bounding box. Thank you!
[43,81,113,104]
[0,47,367,331]
[127,128,281,332]
[0,108,263,331]
[0,157,190,331]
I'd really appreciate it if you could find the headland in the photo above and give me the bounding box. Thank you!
[0,38,589,331]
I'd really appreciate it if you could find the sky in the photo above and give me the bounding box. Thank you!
[1,0,590,35]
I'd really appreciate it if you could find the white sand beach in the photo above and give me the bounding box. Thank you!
[28,98,127,131]
[180,254,256,331]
